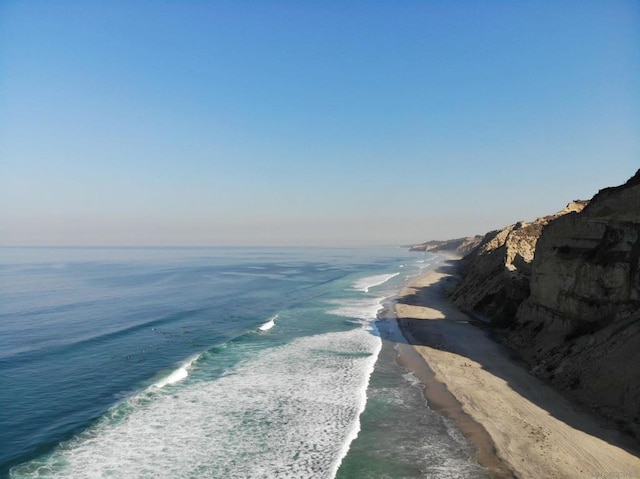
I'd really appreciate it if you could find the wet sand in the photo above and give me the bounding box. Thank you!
[394,256,640,479]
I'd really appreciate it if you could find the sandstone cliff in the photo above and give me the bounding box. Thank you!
[413,170,640,435]
[449,201,587,326]
[510,170,640,435]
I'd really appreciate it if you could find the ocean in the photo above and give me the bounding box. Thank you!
[0,246,489,478]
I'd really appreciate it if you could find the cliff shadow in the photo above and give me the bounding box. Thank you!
[386,258,640,459]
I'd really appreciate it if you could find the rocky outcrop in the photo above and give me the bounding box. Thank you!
[509,170,640,435]
[449,201,588,326]
[409,236,483,256]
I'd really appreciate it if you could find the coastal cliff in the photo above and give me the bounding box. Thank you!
[448,201,587,326]
[409,236,482,256]
[412,169,640,436]
[509,171,640,435]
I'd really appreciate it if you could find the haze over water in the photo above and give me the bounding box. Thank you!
[2,2,637,247]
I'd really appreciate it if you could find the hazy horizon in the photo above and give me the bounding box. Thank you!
[2,1,639,247]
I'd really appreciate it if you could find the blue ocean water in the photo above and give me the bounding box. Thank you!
[0,247,488,478]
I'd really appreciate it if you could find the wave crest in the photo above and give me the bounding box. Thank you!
[258,314,278,331]
[153,355,199,389]
[352,273,399,293]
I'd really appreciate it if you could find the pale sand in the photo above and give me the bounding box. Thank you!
[395,259,640,479]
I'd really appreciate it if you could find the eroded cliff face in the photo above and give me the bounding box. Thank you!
[449,201,587,326]
[412,171,640,435]
[509,171,640,435]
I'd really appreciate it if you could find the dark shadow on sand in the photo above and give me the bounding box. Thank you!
[385,257,640,460]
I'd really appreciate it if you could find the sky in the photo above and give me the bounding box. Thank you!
[1,1,639,246]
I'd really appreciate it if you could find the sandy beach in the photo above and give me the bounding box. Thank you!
[394,256,640,479]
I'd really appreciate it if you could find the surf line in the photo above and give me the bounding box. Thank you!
[153,354,199,389]
[355,273,400,293]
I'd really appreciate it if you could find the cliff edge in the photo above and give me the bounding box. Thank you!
[449,201,587,326]
[409,236,483,256]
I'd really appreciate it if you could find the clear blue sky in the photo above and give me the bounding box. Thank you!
[1,1,638,246]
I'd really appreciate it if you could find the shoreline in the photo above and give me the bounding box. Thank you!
[393,337,514,478]
[393,255,640,479]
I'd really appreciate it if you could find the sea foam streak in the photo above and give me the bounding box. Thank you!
[11,315,382,479]
[353,273,399,293]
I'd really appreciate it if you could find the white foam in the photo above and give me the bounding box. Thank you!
[329,321,382,477]
[258,314,278,331]
[328,297,384,321]
[352,273,399,293]
[152,355,198,389]
[402,371,423,387]
[11,328,382,479]
[154,368,188,388]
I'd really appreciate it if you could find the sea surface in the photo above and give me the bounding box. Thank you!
[0,246,489,478]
